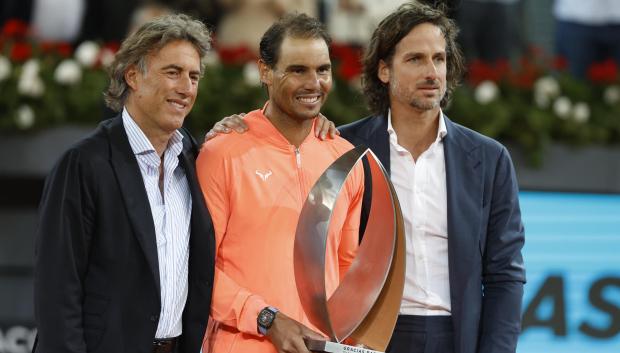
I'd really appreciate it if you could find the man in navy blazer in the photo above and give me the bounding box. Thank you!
[339,3,525,353]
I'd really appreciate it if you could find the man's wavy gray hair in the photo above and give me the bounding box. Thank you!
[104,14,212,112]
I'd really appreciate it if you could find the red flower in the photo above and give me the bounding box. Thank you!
[330,43,363,81]
[103,41,120,53]
[10,42,32,62]
[552,56,568,71]
[40,41,56,53]
[2,19,29,38]
[218,46,255,65]
[510,71,537,89]
[587,59,618,84]
[39,42,73,57]
[57,43,73,57]
[467,60,505,85]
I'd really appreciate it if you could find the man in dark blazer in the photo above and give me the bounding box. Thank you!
[339,3,525,353]
[33,14,215,353]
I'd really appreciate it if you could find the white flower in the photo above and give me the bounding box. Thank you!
[603,85,620,105]
[15,105,35,129]
[21,59,40,78]
[474,80,499,105]
[75,41,100,67]
[99,48,116,68]
[534,93,550,109]
[534,76,561,108]
[54,59,82,85]
[0,56,11,82]
[553,96,572,119]
[572,102,590,123]
[534,76,560,98]
[18,59,45,97]
[243,62,261,87]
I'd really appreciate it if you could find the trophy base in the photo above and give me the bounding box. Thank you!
[304,338,383,353]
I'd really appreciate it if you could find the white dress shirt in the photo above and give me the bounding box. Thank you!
[122,108,192,338]
[388,110,451,316]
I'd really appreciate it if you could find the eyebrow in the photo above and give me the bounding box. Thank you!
[403,51,446,58]
[161,64,201,76]
[285,64,332,71]
[286,65,307,72]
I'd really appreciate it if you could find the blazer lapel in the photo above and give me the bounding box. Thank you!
[443,117,482,347]
[106,117,161,292]
[364,115,391,174]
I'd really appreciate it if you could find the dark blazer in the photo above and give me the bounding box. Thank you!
[339,114,526,353]
[33,116,216,353]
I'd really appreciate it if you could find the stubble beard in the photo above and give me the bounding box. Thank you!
[391,78,444,112]
[410,96,441,111]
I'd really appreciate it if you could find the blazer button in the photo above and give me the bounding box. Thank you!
[150,315,159,322]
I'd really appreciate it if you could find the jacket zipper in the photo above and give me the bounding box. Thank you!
[295,147,305,207]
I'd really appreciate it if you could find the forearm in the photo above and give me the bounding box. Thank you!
[210,267,268,335]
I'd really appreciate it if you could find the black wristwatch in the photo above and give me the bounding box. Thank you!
[257,306,279,335]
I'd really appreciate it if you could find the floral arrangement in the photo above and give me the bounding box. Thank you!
[0,19,367,136]
[447,52,620,164]
[2,19,620,164]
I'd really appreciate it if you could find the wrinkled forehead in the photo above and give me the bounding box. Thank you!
[143,39,202,69]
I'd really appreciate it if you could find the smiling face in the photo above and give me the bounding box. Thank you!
[261,36,332,124]
[378,22,447,113]
[124,39,201,137]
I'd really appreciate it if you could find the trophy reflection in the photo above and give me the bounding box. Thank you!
[294,145,406,353]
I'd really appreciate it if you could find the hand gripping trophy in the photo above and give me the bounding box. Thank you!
[294,145,406,353]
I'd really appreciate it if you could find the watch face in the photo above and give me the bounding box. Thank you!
[258,308,275,327]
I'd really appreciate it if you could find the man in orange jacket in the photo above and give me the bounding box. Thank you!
[196,13,365,353]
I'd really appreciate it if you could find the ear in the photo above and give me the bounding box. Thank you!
[124,64,140,91]
[258,59,272,86]
[377,59,390,84]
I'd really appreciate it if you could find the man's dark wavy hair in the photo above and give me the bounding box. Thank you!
[362,1,465,115]
[259,12,331,69]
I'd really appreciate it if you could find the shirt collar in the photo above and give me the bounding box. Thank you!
[386,109,448,144]
[122,107,184,158]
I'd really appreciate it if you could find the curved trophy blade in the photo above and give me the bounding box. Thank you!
[326,150,397,342]
[294,145,404,346]
[294,145,368,338]
[348,151,406,350]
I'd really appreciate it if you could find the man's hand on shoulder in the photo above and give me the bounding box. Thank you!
[266,312,324,353]
[203,113,339,142]
[314,113,340,140]
[204,113,248,142]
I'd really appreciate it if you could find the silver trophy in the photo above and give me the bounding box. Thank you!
[294,145,406,353]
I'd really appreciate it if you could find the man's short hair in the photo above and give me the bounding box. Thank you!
[362,2,465,115]
[259,13,331,69]
[104,13,212,112]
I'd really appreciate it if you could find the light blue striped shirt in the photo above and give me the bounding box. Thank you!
[122,108,192,339]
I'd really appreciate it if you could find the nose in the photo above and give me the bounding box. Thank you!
[424,59,439,79]
[177,74,194,95]
[303,71,321,90]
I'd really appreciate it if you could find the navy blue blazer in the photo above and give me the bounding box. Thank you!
[339,114,526,353]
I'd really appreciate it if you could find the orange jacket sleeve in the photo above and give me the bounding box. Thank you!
[196,146,267,336]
